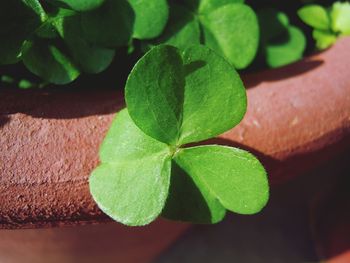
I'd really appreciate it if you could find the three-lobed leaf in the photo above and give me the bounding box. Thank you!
[91,45,269,226]
[125,45,246,146]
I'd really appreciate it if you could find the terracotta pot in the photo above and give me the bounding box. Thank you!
[0,37,349,261]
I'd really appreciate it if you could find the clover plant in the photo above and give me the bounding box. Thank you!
[0,0,168,84]
[89,45,269,226]
[298,1,350,50]
[147,0,259,69]
[257,8,306,68]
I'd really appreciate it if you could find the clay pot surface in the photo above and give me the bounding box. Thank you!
[1,37,350,229]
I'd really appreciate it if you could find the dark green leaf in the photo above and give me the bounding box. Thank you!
[200,3,259,69]
[258,8,289,42]
[153,3,201,50]
[22,39,80,84]
[174,145,269,214]
[297,5,330,30]
[48,0,105,12]
[0,1,42,64]
[57,15,115,74]
[81,0,134,47]
[129,0,169,39]
[162,161,226,224]
[90,109,172,226]
[125,45,246,145]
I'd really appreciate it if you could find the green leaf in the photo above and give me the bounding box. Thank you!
[200,3,259,69]
[153,3,201,50]
[48,0,105,12]
[57,15,115,74]
[128,0,169,40]
[162,161,226,224]
[126,45,184,145]
[297,4,330,30]
[22,39,80,84]
[174,145,269,214]
[99,109,170,163]
[90,109,172,226]
[0,1,42,64]
[198,0,245,14]
[125,45,246,145]
[81,0,134,47]
[265,26,306,68]
[313,29,337,50]
[330,2,350,35]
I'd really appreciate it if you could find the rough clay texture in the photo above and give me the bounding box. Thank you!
[1,37,350,229]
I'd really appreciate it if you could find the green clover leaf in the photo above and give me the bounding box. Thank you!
[259,9,306,68]
[330,1,350,35]
[90,45,269,226]
[150,0,259,69]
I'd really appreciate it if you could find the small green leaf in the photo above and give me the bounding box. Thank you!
[330,2,350,35]
[90,109,172,226]
[153,3,201,50]
[265,26,306,68]
[200,3,259,69]
[297,4,330,30]
[128,0,169,40]
[313,29,337,50]
[22,39,80,84]
[174,145,269,214]
[48,0,105,12]
[125,45,246,145]
[162,161,226,224]
[57,15,115,74]
[81,0,134,47]
[0,1,42,64]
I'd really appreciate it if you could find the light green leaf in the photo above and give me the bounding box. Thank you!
[198,0,245,14]
[57,15,115,74]
[153,3,201,50]
[174,145,269,214]
[128,0,169,40]
[265,26,306,68]
[90,109,171,226]
[81,0,134,47]
[313,29,337,50]
[125,45,184,145]
[22,39,80,84]
[0,1,42,64]
[48,0,105,12]
[125,45,246,145]
[23,0,47,21]
[179,45,246,145]
[162,161,226,224]
[100,109,170,163]
[200,3,259,69]
[90,156,171,226]
[297,4,330,30]
[330,2,350,35]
